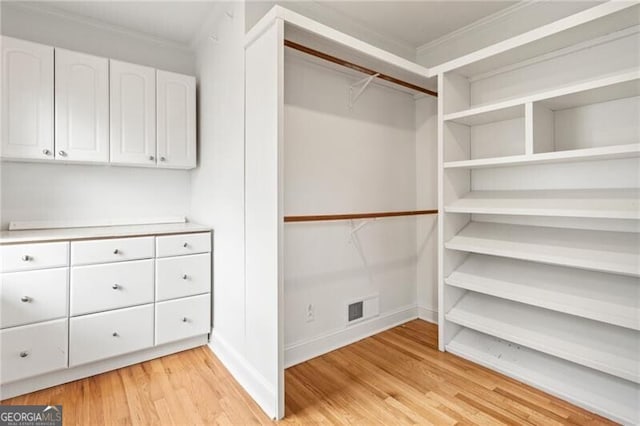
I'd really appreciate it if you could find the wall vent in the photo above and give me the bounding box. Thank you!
[348,301,364,322]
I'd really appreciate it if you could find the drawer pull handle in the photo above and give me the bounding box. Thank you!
[20,296,31,303]
[58,150,67,157]
[113,249,120,255]
[182,274,188,280]
[112,284,120,290]
[149,155,155,161]
[19,351,29,358]
[182,317,188,323]
[183,242,188,248]
[112,332,119,337]
[160,156,166,162]
[21,255,31,262]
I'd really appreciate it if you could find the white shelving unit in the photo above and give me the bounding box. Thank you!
[437,3,640,423]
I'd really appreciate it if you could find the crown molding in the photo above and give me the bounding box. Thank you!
[4,1,195,52]
[416,0,540,56]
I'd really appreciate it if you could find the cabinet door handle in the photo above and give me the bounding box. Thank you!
[160,156,166,162]
[113,249,119,255]
[19,351,29,358]
[112,284,120,290]
[182,274,188,280]
[42,149,51,156]
[20,296,31,303]
[182,317,188,323]
[112,332,119,337]
[183,242,188,248]
[149,155,155,161]
[58,150,67,157]
[21,255,31,262]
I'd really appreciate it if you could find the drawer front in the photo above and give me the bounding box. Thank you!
[1,242,69,272]
[70,260,154,316]
[69,304,153,367]
[156,253,211,301]
[155,294,210,345]
[1,268,68,328]
[71,236,154,265]
[156,232,211,258]
[0,319,68,383]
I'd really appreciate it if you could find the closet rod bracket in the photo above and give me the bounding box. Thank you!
[349,73,379,109]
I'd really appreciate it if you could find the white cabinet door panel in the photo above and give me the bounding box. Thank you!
[110,60,156,166]
[0,36,54,160]
[157,70,196,169]
[55,49,109,163]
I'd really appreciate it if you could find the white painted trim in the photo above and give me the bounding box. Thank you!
[3,1,194,52]
[469,25,640,83]
[209,332,278,420]
[416,0,539,54]
[418,306,438,324]
[9,216,186,231]
[284,304,418,368]
[428,2,637,76]
[245,6,430,78]
[0,335,208,400]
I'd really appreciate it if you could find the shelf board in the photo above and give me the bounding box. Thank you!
[444,143,640,169]
[446,292,640,383]
[445,221,640,276]
[446,254,639,330]
[443,69,639,124]
[446,328,640,425]
[445,188,640,219]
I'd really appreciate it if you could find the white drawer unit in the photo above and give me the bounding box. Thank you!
[69,304,154,367]
[155,294,210,345]
[0,242,69,273]
[156,232,211,258]
[0,319,68,384]
[70,259,154,316]
[71,236,154,265]
[155,253,211,301]
[1,268,68,329]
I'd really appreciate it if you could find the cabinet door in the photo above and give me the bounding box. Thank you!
[110,60,156,166]
[157,70,196,169]
[0,36,54,160]
[55,49,109,163]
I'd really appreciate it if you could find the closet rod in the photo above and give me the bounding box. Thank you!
[284,40,438,97]
[284,209,438,223]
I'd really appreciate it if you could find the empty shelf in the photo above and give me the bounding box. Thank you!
[446,328,640,425]
[446,292,640,383]
[443,143,640,169]
[446,254,639,330]
[444,104,524,126]
[445,221,640,276]
[445,189,640,219]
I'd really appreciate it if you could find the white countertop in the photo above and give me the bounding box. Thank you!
[0,222,212,245]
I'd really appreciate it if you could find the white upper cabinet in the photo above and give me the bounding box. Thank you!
[110,60,157,166]
[55,49,109,163]
[157,70,196,169]
[1,36,54,160]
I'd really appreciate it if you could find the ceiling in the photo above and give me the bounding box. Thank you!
[317,1,518,48]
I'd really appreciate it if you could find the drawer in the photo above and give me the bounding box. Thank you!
[70,260,154,316]
[1,268,68,329]
[69,304,153,367]
[156,232,211,258]
[71,236,154,265]
[1,242,69,272]
[155,294,210,345]
[156,253,211,301]
[0,319,68,384]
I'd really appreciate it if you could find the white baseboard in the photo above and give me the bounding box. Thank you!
[284,304,418,369]
[418,306,438,324]
[0,335,208,400]
[209,332,278,420]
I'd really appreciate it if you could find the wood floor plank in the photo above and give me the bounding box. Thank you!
[1,321,616,425]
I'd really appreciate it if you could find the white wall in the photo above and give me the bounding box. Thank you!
[0,2,195,229]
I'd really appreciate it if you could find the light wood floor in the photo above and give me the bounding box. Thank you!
[2,320,615,425]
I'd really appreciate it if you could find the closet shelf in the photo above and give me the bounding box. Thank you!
[443,69,639,124]
[444,189,640,219]
[443,143,640,169]
[446,254,639,330]
[446,329,640,425]
[446,292,640,383]
[444,221,640,276]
